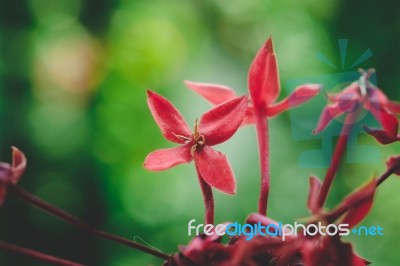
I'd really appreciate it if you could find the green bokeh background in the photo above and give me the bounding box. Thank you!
[1,0,400,265]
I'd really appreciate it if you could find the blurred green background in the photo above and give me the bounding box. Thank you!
[0,0,400,265]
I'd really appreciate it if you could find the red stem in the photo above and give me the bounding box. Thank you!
[195,165,214,224]
[254,111,270,216]
[316,112,358,209]
[0,240,84,266]
[8,186,170,261]
[377,161,400,186]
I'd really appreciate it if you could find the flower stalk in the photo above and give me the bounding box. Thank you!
[0,240,85,266]
[195,165,214,224]
[9,185,170,261]
[316,110,359,209]
[254,110,270,215]
[377,156,400,185]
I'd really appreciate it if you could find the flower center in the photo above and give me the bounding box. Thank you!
[190,119,205,156]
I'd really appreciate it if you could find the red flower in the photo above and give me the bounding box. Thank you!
[314,69,400,136]
[185,37,320,124]
[167,176,378,266]
[144,90,247,194]
[0,147,27,205]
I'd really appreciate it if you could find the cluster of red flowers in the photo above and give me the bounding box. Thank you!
[1,37,400,266]
[144,37,400,266]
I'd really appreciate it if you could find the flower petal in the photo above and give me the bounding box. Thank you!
[246,213,298,242]
[11,147,26,184]
[367,87,389,108]
[387,100,400,114]
[339,179,377,229]
[248,37,280,107]
[328,82,359,102]
[368,106,398,136]
[313,98,358,134]
[0,163,12,183]
[267,84,321,117]
[184,80,238,105]
[307,175,322,214]
[147,90,191,144]
[245,213,296,238]
[144,145,192,171]
[245,213,279,226]
[363,125,399,144]
[194,146,236,194]
[199,96,247,146]
[242,106,255,125]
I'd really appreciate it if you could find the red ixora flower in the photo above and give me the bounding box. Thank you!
[166,180,375,266]
[0,147,27,205]
[314,69,400,137]
[184,37,321,125]
[166,169,386,266]
[144,90,247,194]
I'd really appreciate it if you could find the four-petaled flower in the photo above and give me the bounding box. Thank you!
[0,147,27,206]
[185,37,321,125]
[143,90,247,194]
[314,69,400,138]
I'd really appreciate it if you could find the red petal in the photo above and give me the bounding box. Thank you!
[267,84,321,117]
[245,213,280,227]
[248,37,280,108]
[199,96,247,146]
[0,163,12,183]
[369,106,398,136]
[144,145,192,171]
[367,87,389,107]
[184,80,238,105]
[245,213,299,237]
[245,213,298,240]
[328,82,359,102]
[147,90,191,144]
[363,125,399,144]
[307,175,322,214]
[387,100,400,114]
[340,179,377,229]
[242,106,255,125]
[386,156,400,176]
[194,147,236,194]
[313,102,355,134]
[11,147,26,184]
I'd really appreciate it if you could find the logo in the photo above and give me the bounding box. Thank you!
[285,39,381,168]
[187,219,383,241]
